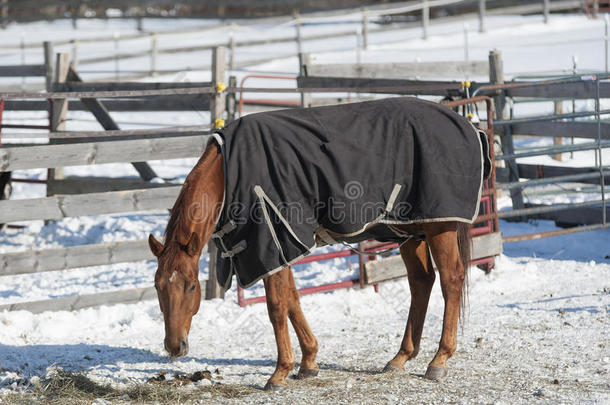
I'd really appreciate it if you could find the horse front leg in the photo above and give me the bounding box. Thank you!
[285,267,319,378]
[263,267,295,391]
[385,239,435,372]
[423,222,465,380]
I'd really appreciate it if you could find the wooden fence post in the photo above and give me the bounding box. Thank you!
[1,0,8,29]
[43,41,54,92]
[362,9,369,50]
[295,16,303,56]
[422,0,429,40]
[229,24,236,71]
[604,13,610,73]
[226,75,237,123]
[52,53,70,131]
[206,46,227,300]
[300,53,312,108]
[553,101,563,161]
[113,31,120,81]
[479,0,486,33]
[72,39,80,70]
[47,52,70,197]
[489,50,524,213]
[150,33,158,76]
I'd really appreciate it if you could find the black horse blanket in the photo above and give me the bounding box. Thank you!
[211,97,489,288]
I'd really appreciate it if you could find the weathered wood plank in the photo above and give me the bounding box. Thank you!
[486,0,582,15]
[364,254,404,285]
[512,121,610,140]
[308,61,489,79]
[496,164,610,186]
[364,232,503,284]
[0,240,152,276]
[526,203,610,227]
[50,177,175,194]
[471,232,503,261]
[0,64,46,77]
[0,186,181,223]
[0,239,210,276]
[297,76,465,96]
[505,81,610,99]
[3,96,211,112]
[0,281,205,313]
[2,127,210,144]
[0,134,210,171]
[55,81,213,92]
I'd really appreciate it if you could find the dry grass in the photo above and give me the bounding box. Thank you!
[1,370,258,405]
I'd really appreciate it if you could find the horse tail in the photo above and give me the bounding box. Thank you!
[456,221,472,326]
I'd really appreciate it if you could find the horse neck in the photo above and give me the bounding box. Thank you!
[166,142,225,255]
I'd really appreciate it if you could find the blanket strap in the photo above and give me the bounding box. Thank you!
[212,220,236,239]
[315,227,337,246]
[220,240,247,258]
[254,185,311,266]
[385,184,402,213]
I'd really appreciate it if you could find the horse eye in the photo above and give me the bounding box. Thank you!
[189,283,196,292]
[154,283,159,290]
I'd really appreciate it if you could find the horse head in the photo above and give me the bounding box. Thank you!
[149,232,202,357]
[146,140,224,358]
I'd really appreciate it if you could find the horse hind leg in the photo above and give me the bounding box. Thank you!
[422,222,466,381]
[285,268,319,379]
[385,238,435,372]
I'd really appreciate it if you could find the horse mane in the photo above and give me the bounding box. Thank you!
[162,142,222,255]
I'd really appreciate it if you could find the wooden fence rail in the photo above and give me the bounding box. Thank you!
[0,287,159,313]
[306,60,490,78]
[0,134,210,171]
[512,121,610,140]
[504,81,610,99]
[1,125,210,141]
[0,281,205,314]
[54,81,212,92]
[0,186,181,223]
[0,64,46,77]
[0,239,210,277]
[4,97,211,112]
[4,80,607,102]
[0,239,151,276]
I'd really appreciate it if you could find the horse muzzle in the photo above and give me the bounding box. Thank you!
[165,337,189,358]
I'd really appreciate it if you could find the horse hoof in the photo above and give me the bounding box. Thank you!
[296,368,319,379]
[383,363,403,373]
[424,366,448,381]
[263,381,286,392]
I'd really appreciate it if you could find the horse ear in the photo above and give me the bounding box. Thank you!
[148,234,164,258]
[184,232,200,257]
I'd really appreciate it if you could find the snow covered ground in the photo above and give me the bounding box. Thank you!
[0,11,609,404]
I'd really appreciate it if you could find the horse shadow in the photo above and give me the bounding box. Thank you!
[499,219,610,262]
[497,293,608,314]
[0,343,283,381]
[0,343,166,378]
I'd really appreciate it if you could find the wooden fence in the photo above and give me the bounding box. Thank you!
[0,46,230,312]
[0,46,510,312]
[298,50,610,237]
[1,12,605,312]
[0,49,514,313]
[0,0,585,86]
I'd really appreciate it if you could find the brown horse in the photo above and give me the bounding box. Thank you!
[148,138,472,390]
